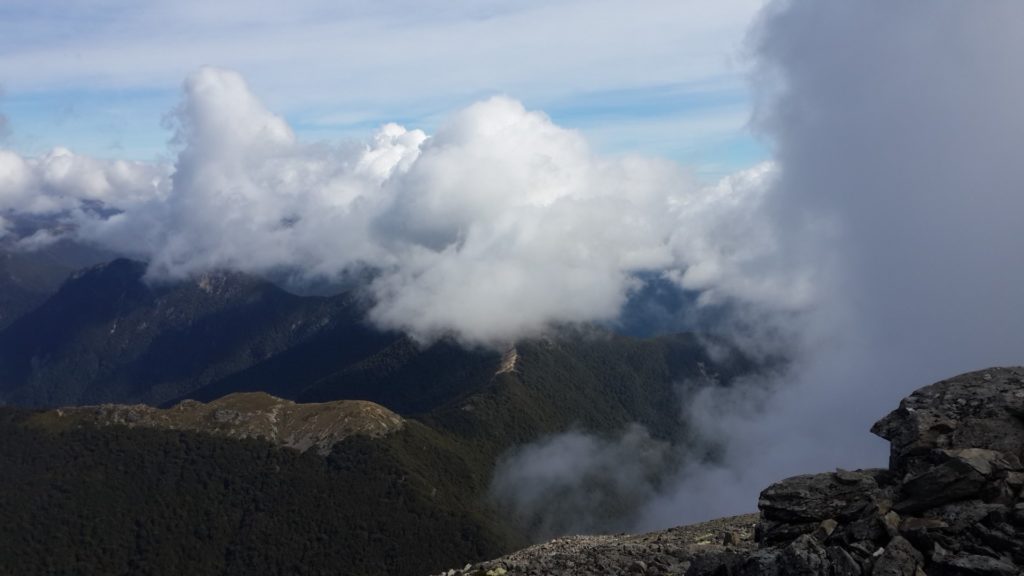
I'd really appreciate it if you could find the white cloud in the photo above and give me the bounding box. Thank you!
[491,425,672,539]
[0,67,787,347]
[0,1,763,105]
[629,0,1024,527]
[0,147,166,217]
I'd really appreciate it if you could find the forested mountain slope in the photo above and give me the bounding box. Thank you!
[0,259,366,407]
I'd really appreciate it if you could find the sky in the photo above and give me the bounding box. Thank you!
[0,0,766,181]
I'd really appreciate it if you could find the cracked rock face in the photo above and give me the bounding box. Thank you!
[756,468,898,546]
[871,368,1024,478]
[743,367,1024,575]
[451,367,1024,576]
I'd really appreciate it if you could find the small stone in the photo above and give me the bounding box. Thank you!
[847,541,876,558]
[777,535,828,574]
[872,536,924,576]
[812,518,838,541]
[931,553,1018,576]
[1004,471,1024,488]
[836,469,866,484]
[628,560,647,573]
[882,511,901,538]
[1013,502,1024,522]
[826,546,862,576]
[899,516,948,551]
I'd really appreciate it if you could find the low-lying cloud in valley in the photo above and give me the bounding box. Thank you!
[2,0,1023,539]
[492,424,675,540]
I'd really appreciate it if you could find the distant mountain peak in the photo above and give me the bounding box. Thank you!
[39,393,404,455]
[69,257,146,281]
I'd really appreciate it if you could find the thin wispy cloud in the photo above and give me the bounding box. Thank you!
[0,0,765,172]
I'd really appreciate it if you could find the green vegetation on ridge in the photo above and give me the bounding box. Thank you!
[0,409,514,576]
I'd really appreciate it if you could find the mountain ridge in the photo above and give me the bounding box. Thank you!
[0,258,367,407]
[32,392,404,455]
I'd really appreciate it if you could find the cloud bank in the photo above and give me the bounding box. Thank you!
[491,0,1024,536]
[642,0,1024,527]
[0,67,784,346]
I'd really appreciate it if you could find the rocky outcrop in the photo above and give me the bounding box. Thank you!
[432,514,760,576]
[36,392,404,455]
[452,367,1024,575]
[708,366,1024,575]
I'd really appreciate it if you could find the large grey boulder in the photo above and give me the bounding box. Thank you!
[757,469,897,545]
[759,469,894,524]
[871,368,1024,477]
[716,367,1024,574]
[897,448,1023,512]
[871,535,923,576]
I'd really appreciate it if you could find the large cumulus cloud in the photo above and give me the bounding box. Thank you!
[0,67,781,346]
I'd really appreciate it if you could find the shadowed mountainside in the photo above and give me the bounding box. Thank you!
[0,240,114,329]
[0,258,375,407]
